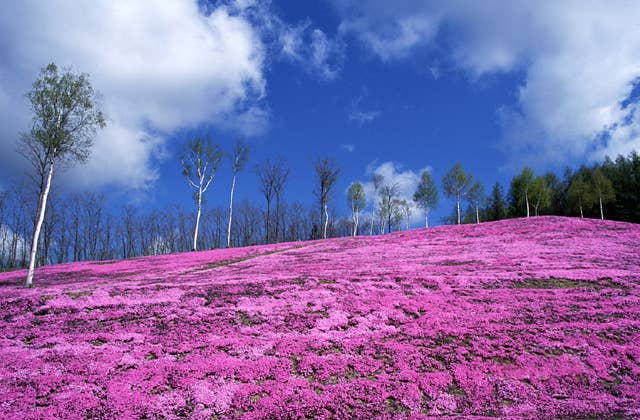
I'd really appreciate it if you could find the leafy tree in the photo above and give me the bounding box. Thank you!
[467,181,485,224]
[181,137,223,251]
[486,182,507,221]
[442,163,472,225]
[544,171,568,216]
[530,176,551,216]
[313,158,340,239]
[226,139,249,248]
[347,182,366,236]
[568,172,593,218]
[413,170,438,228]
[591,167,615,220]
[509,167,534,217]
[601,153,639,222]
[379,183,400,233]
[19,63,105,287]
[396,199,412,230]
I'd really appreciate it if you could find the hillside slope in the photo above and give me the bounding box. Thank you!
[1,216,639,418]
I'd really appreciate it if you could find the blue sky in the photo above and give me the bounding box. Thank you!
[1,1,639,225]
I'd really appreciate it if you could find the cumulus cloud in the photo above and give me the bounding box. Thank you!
[279,21,345,81]
[340,144,355,152]
[333,0,640,165]
[335,0,440,61]
[348,88,381,124]
[354,161,431,226]
[0,1,268,190]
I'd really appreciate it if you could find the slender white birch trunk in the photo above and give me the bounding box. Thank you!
[456,192,461,225]
[26,160,54,287]
[599,195,604,220]
[475,203,480,224]
[425,207,429,228]
[323,204,329,239]
[525,191,530,218]
[579,199,584,218]
[226,174,236,248]
[369,201,375,236]
[353,208,359,237]
[193,187,202,251]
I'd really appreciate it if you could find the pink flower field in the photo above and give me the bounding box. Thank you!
[1,216,639,418]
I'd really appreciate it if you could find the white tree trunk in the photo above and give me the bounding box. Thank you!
[475,204,480,224]
[226,174,236,248]
[369,201,375,236]
[26,161,54,287]
[354,209,359,236]
[425,207,429,228]
[599,195,604,220]
[456,192,461,225]
[193,188,202,251]
[323,204,329,239]
[525,191,530,218]
[579,199,584,218]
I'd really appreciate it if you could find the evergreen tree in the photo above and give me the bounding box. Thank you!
[486,182,507,221]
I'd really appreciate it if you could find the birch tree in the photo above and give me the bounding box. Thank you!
[591,167,614,220]
[442,163,472,225]
[226,139,249,248]
[413,170,438,228]
[530,176,551,217]
[369,174,384,235]
[347,182,366,236]
[19,63,105,287]
[256,159,287,243]
[313,158,340,239]
[181,137,222,251]
[397,199,412,230]
[379,183,400,233]
[272,159,289,243]
[568,173,593,218]
[510,167,534,217]
[467,181,485,224]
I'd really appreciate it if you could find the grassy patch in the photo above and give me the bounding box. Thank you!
[236,310,263,326]
[66,290,93,299]
[187,245,309,274]
[512,277,625,290]
[191,256,253,272]
[440,259,479,266]
[318,278,336,284]
[90,337,108,346]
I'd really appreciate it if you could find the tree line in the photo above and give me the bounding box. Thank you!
[4,150,636,274]
[2,63,639,285]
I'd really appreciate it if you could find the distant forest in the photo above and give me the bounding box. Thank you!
[1,151,638,271]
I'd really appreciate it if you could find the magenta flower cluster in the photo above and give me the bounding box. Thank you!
[0,216,639,418]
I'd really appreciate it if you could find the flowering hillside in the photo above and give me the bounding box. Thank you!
[1,216,639,418]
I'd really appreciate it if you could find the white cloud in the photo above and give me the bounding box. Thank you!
[0,0,268,190]
[348,109,381,124]
[335,1,440,61]
[333,0,640,165]
[340,143,355,152]
[279,21,345,81]
[348,88,381,124]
